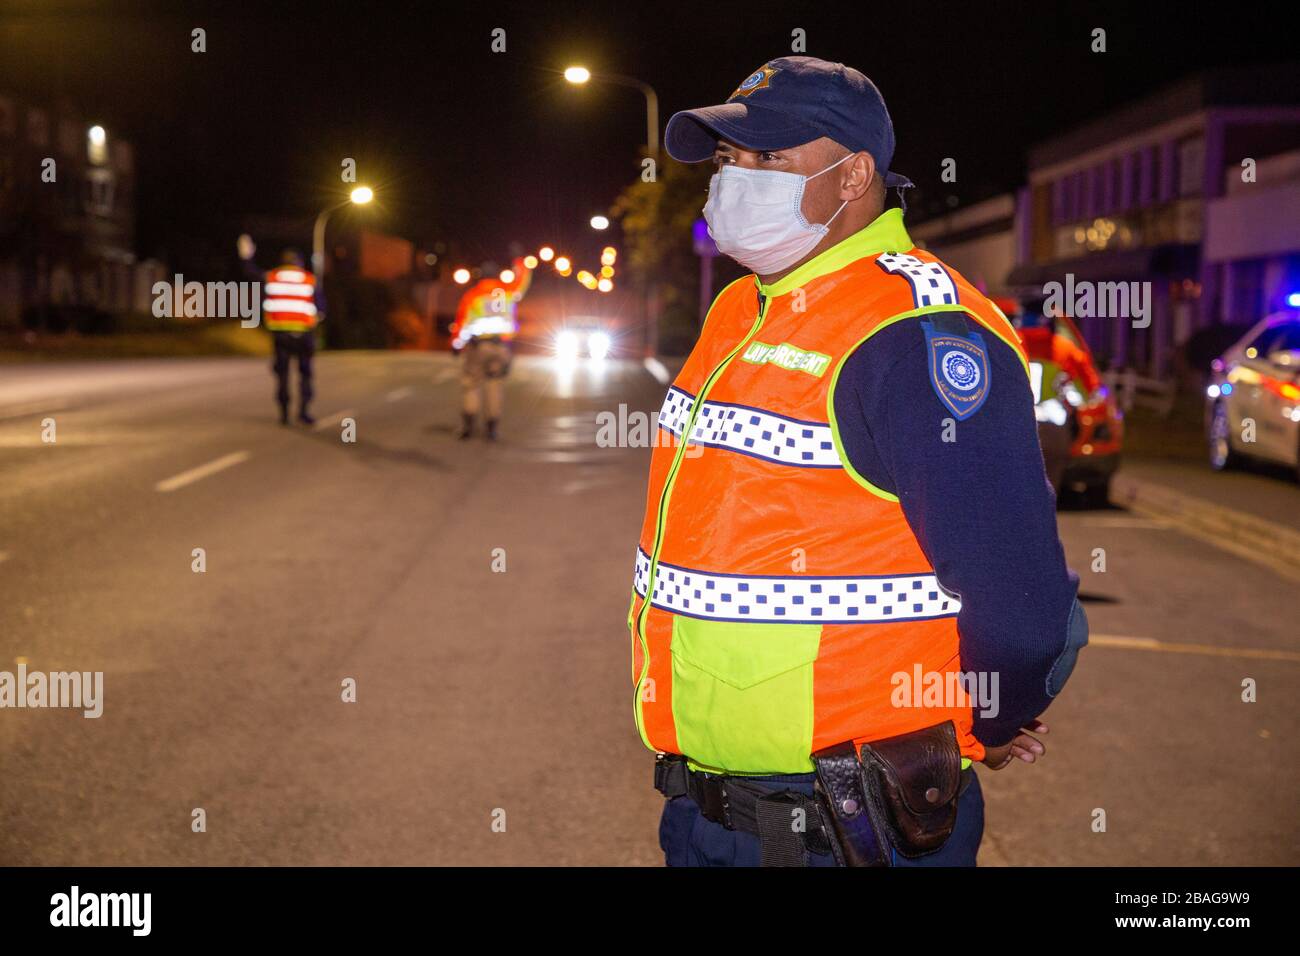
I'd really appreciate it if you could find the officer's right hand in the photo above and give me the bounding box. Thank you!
[981,719,1048,770]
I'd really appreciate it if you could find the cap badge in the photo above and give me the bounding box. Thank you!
[729,64,779,99]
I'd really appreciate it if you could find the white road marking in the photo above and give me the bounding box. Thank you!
[433,367,459,385]
[156,451,251,493]
[1078,516,1171,530]
[643,357,671,385]
[1091,633,1300,663]
[312,409,355,431]
[386,386,413,402]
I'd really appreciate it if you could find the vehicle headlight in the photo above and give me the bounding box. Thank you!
[555,330,580,360]
[1035,398,1069,427]
[588,331,612,360]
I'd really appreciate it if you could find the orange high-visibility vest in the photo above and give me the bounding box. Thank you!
[263,266,318,332]
[452,259,533,346]
[628,209,1029,774]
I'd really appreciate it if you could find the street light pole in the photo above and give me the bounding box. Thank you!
[312,186,375,278]
[311,202,344,277]
[564,66,662,357]
[564,67,660,158]
[599,73,659,157]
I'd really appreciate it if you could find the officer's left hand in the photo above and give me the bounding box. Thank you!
[981,719,1048,770]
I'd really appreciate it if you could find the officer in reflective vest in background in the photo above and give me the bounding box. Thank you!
[450,259,532,441]
[244,242,322,426]
[634,57,1089,867]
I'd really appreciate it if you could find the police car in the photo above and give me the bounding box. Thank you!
[1205,309,1300,477]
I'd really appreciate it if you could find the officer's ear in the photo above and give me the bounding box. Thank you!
[840,151,876,202]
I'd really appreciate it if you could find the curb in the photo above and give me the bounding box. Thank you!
[1111,473,1300,583]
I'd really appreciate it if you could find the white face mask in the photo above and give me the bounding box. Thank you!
[703,154,851,275]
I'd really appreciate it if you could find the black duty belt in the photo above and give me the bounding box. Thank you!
[655,738,976,867]
[654,752,834,865]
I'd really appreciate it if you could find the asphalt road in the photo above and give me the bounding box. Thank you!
[1,353,1296,865]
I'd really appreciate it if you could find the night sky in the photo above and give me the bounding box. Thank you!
[3,0,1297,270]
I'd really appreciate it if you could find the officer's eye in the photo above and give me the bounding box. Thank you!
[759,151,780,163]
[713,151,735,166]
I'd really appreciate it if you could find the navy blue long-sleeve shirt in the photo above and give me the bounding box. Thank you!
[831,312,1087,747]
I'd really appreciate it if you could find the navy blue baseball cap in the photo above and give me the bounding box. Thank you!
[665,56,913,189]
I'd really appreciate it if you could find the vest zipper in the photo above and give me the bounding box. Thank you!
[633,288,770,744]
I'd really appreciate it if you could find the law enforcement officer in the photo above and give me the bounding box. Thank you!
[451,259,532,441]
[629,57,1089,867]
[241,239,323,425]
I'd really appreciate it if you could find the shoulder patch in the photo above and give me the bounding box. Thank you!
[921,319,990,420]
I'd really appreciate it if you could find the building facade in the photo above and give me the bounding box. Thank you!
[1008,66,1300,376]
[0,93,138,329]
[910,193,1017,299]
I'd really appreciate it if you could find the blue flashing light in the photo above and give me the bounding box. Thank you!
[1287,292,1300,308]
[1221,383,1234,395]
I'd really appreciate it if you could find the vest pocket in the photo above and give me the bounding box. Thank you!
[670,615,821,774]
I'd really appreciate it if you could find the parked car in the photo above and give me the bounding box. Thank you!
[1205,310,1300,478]
[997,299,1124,504]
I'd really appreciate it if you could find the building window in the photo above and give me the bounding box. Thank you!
[84,169,114,217]
[87,125,108,165]
[27,108,48,147]
[58,119,78,156]
[1178,136,1205,197]
[1119,152,1136,210]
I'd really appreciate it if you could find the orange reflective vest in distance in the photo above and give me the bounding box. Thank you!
[263,266,318,332]
[629,208,1030,775]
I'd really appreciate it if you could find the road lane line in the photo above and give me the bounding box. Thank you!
[155,451,251,493]
[0,399,72,422]
[312,409,355,431]
[433,368,459,385]
[1091,634,1300,663]
[643,357,671,385]
[386,386,413,402]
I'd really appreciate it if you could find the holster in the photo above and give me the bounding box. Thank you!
[814,721,963,866]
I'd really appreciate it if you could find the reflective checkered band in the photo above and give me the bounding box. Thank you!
[632,548,960,624]
[876,253,960,308]
[657,386,841,468]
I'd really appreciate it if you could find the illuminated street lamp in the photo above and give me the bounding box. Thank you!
[554,255,571,273]
[564,65,660,157]
[523,255,539,270]
[597,278,614,293]
[313,185,376,277]
[538,246,555,262]
[590,215,609,230]
[500,269,515,283]
[453,268,471,284]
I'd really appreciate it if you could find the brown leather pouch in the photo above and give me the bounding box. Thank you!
[857,721,962,858]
